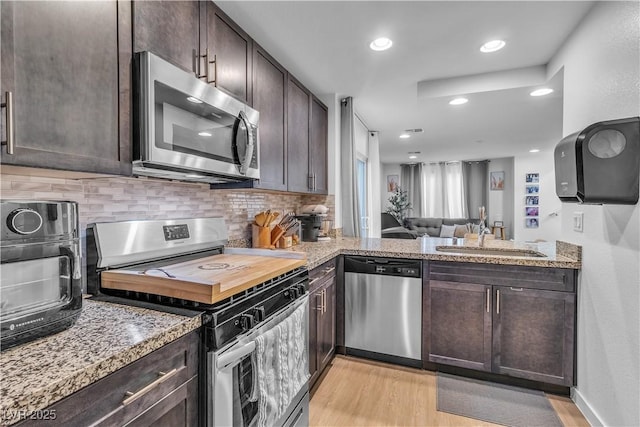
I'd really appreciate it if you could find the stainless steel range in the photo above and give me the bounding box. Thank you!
[86,217,310,427]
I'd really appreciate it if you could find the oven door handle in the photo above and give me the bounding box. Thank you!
[217,341,256,371]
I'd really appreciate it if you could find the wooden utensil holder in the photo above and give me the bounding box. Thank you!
[252,224,272,248]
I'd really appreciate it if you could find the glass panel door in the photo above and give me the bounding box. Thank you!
[357,158,368,236]
[0,256,71,321]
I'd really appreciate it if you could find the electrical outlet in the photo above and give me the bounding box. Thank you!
[573,212,584,232]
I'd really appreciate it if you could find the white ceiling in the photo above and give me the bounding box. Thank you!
[217,1,595,163]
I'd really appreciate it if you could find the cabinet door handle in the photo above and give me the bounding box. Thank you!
[315,291,323,311]
[207,51,217,85]
[308,175,313,190]
[313,173,317,191]
[510,287,524,291]
[496,289,500,314]
[122,368,178,406]
[486,288,490,313]
[2,91,14,155]
[322,289,327,313]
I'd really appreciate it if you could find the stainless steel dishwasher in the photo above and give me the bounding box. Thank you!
[344,256,422,366]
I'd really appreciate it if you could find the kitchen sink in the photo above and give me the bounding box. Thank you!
[435,246,547,257]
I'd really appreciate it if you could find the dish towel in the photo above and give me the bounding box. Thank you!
[254,300,309,427]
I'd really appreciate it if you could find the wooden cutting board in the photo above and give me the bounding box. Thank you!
[101,253,307,304]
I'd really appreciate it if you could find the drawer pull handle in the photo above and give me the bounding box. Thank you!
[510,287,524,291]
[323,267,336,274]
[309,278,320,285]
[123,368,178,406]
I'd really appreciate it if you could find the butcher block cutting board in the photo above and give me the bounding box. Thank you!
[101,253,307,304]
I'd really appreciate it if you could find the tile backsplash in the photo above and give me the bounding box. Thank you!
[0,172,335,243]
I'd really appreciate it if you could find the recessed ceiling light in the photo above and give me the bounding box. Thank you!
[530,88,554,97]
[187,96,203,104]
[409,155,417,160]
[480,39,506,53]
[529,149,540,153]
[399,133,411,139]
[198,131,212,137]
[449,97,468,105]
[370,37,393,51]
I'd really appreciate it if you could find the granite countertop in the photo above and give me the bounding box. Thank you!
[0,299,201,426]
[284,237,582,270]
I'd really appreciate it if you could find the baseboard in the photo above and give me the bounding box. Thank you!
[571,387,604,427]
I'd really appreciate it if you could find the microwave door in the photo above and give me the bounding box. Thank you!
[235,111,254,175]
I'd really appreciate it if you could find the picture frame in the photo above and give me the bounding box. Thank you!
[494,221,504,227]
[387,175,399,192]
[525,207,539,217]
[526,195,539,205]
[525,217,539,228]
[490,171,505,191]
[526,173,540,183]
[526,185,539,194]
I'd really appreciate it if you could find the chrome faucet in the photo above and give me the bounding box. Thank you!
[477,206,490,247]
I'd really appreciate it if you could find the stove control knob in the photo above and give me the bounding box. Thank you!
[253,307,266,322]
[296,284,306,295]
[7,208,43,235]
[235,314,255,331]
[284,288,298,300]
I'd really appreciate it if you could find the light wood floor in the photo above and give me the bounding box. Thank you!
[310,356,589,427]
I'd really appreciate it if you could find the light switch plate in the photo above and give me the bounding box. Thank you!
[573,212,584,232]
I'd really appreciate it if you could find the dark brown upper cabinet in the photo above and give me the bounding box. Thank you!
[132,1,200,75]
[133,1,252,105]
[205,3,253,105]
[310,96,329,194]
[252,44,287,191]
[287,75,311,193]
[1,0,131,175]
[286,76,329,194]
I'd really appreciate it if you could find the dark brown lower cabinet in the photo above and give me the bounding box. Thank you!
[18,331,200,427]
[428,281,492,372]
[425,262,577,386]
[493,286,575,385]
[309,259,337,389]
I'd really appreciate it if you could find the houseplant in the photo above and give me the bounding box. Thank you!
[386,186,412,223]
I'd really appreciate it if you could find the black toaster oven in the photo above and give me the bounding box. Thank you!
[0,201,82,350]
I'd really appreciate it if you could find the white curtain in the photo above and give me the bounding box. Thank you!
[368,131,381,238]
[423,162,467,218]
[401,163,425,218]
[340,97,360,237]
[443,162,467,217]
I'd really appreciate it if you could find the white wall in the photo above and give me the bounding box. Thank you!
[487,157,515,239]
[512,151,562,241]
[547,2,640,426]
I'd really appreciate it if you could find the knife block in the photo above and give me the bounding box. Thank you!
[252,224,272,248]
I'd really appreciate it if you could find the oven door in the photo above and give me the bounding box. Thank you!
[210,296,309,427]
[0,240,82,338]
[135,51,259,181]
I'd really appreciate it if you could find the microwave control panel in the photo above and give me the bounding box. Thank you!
[163,224,190,241]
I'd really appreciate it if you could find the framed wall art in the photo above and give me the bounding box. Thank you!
[490,171,505,190]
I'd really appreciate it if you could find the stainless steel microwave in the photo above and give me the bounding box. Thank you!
[133,51,259,184]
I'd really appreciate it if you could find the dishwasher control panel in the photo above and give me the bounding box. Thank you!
[345,256,422,278]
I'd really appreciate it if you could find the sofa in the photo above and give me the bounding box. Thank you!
[381,213,480,239]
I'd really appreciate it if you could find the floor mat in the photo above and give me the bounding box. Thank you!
[436,373,563,427]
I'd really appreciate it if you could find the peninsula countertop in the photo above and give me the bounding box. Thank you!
[285,237,582,270]
[0,299,202,426]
